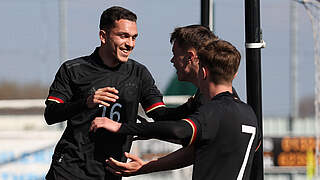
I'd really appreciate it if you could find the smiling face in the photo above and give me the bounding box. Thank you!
[100,19,138,66]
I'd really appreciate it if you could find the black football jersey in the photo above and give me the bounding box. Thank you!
[45,48,164,180]
[185,92,260,180]
[185,87,239,115]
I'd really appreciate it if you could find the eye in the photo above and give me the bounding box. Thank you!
[120,34,128,39]
[132,35,138,41]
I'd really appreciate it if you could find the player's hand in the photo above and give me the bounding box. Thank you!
[86,87,119,108]
[106,152,146,177]
[89,117,121,133]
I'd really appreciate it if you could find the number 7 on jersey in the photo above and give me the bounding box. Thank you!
[237,125,256,180]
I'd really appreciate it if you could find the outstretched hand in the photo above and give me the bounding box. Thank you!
[90,117,121,133]
[106,152,146,177]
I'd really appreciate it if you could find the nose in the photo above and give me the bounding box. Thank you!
[126,37,135,49]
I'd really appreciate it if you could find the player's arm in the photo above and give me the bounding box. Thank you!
[139,66,198,121]
[106,145,195,176]
[44,98,87,125]
[145,97,194,121]
[137,66,180,121]
[90,116,198,146]
[45,86,119,125]
[44,63,119,125]
[44,63,76,125]
[148,87,238,121]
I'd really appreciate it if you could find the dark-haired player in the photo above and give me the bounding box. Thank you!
[44,6,166,180]
[145,24,239,121]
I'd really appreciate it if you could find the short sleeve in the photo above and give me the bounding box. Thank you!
[46,63,73,104]
[139,66,165,113]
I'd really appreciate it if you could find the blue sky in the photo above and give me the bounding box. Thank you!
[0,0,315,117]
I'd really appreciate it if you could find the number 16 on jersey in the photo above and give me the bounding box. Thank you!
[99,103,122,122]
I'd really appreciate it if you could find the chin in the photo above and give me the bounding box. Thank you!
[118,57,129,63]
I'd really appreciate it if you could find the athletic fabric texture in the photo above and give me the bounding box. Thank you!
[45,48,163,180]
[189,92,260,180]
[116,91,259,180]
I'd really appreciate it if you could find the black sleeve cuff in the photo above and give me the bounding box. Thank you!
[44,98,87,125]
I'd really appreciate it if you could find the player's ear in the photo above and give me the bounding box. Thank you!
[233,71,238,80]
[99,30,107,44]
[187,49,198,63]
[201,67,208,80]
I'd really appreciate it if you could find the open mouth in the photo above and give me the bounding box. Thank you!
[120,49,131,56]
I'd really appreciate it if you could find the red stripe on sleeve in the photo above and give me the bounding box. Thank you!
[183,118,197,145]
[145,102,166,113]
[48,96,64,103]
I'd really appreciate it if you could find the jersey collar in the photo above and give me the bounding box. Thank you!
[91,47,123,70]
[212,91,238,101]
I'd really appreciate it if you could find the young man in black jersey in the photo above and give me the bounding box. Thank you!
[90,24,241,175]
[145,24,223,120]
[145,24,238,121]
[91,39,260,180]
[44,6,168,180]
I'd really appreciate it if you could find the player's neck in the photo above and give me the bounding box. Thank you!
[98,48,119,68]
[208,83,232,99]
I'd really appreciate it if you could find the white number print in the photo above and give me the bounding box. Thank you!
[101,106,107,117]
[100,103,122,122]
[110,103,122,122]
[237,125,256,180]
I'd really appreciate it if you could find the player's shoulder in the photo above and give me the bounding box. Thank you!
[199,100,220,112]
[197,94,229,112]
[125,58,153,77]
[63,56,90,70]
[127,58,148,69]
[231,98,258,126]
[198,92,253,116]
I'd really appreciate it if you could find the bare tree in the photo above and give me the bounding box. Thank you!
[299,95,315,118]
[0,81,48,99]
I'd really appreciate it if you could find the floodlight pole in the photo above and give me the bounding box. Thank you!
[289,0,299,134]
[244,0,264,179]
[59,0,67,130]
[59,0,67,65]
